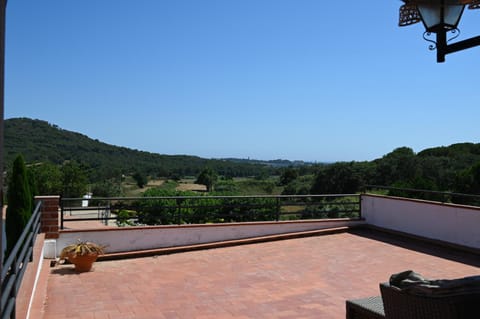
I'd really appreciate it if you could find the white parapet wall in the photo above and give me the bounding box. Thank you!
[56,219,365,255]
[361,194,480,250]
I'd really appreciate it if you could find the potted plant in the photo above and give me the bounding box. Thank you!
[59,240,105,272]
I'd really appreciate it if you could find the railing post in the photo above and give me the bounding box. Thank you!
[358,194,362,219]
[105,200,111,226]
[276,197,280,221]
[60,197,65,229]
[176,198,182,225]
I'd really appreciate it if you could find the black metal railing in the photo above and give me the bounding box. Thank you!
[1,200,43,319]
[364,185,480,206]
[60,194,361,229]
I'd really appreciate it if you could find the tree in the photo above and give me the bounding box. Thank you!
[26,168,38,198]
[281,183,297,195]
[279,167,298,186]
[5,155,32,256]
[388,177,441,201]
[196,168,218,192]
[30,162,63,195]
[133,171,147,188]
[452,162,480,205]
[61,161,88,197]
[311,162,362,194]
[416,156,453,190]
[374,147,417,186]
[91,180,122,197]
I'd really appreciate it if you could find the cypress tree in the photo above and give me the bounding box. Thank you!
[5,154,32,256]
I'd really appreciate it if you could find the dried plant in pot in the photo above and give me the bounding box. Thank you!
[59,240,105,272]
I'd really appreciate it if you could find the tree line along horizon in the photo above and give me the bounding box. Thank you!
[4,144,480,205]
[4,118,480,206]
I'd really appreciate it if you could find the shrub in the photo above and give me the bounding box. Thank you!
[5,155,32,256]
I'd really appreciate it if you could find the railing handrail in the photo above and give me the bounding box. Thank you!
[1,201,42,280]
[1,200,43,319]
[61,194,359,202]
[60,194,362,229]
[364,185,480,200]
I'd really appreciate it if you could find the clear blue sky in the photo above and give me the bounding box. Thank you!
[4,1,480,162]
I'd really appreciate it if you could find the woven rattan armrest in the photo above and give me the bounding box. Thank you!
[380,282,480,319]
[346,296,385,319]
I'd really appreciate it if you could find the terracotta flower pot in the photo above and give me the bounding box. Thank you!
[68,253,99,272]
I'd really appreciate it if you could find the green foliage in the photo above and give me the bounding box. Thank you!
[91,180,122,197]
[115,210,138,227]
[263,181,275,194]
[29,163,63,195]
[132,171,147,188]
[373,147,417,186]
[254,171,269,181]
[279,167,298,186]
[452,162,480,205]
[231,178,279,195]
[388,178,444,201]
[214,179,239,193]
[61,161,88,197]
[413,143,480,192]
[6,155,32,256]
[311,162,363,194]
[281,183,297,195]
[135,188,189,225]
[416,156,455,190]
[280,196,360,220]
[133,187,278,225]
[161,180,179,191]
[281,175,314,195]
[28,161,96,197]
[195,168,218,192]
[26,168,37,198]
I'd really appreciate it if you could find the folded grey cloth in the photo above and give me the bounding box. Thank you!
[389,270,480,297]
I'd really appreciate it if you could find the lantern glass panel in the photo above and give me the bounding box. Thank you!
[418,4,464,31]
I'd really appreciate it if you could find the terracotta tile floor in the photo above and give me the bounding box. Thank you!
[39,229,479,319]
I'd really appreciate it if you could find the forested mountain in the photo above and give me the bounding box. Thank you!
[4,118,275,181]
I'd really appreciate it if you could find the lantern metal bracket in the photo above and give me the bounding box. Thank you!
[423,28,460,51]
[434,30,480,62]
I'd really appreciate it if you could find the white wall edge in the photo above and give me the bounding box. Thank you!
[57,219,365,255]
[361,194,480,250]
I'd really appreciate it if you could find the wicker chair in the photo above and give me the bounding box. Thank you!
[345,296,385,319]
[380,282,480,319]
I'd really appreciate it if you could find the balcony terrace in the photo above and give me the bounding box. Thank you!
[5,193,480,319]
[36,228,479,319]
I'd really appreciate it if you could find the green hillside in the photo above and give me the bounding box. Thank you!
[5,118,480,202]
[4,118,273,181]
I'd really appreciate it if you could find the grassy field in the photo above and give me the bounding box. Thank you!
[177,177,207,192]
[121,176,166,196]
[121,176,286,197]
